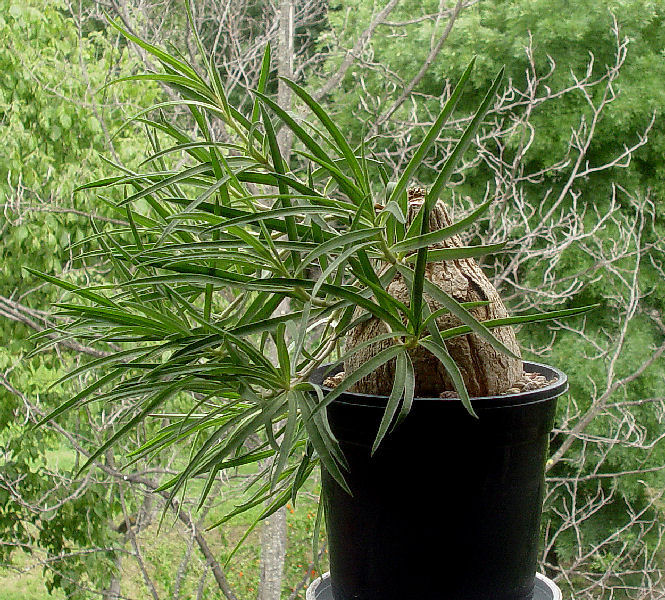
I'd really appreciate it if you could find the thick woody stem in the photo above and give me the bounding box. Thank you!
[344,188,522,397]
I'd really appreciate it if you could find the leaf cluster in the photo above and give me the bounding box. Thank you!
[33,14,594,521]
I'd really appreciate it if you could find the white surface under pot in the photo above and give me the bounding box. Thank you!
[306,571,563,600]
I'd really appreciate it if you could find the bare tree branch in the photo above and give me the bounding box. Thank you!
[313,0,401,100]
[371,0,469,133]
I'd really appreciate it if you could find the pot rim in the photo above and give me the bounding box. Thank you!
[311,360,568,410]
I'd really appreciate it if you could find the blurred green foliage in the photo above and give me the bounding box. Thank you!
[0,0,159,596]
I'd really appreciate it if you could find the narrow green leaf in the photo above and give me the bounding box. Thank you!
[50,346,153,388]
[347,258,412,323]
[77,378,188,475]
[107,16,203,81]
[280,77,366,189]
[395,352,415,428]
[54,303,181,333]
[396,264,519,360]
[436,304,600,340]
[314,345,404,414]
[389,58,476,205]
[251,45,272,126]
[315,283,406,332]
[297,392,350,494]
[298,228,380,275]
[137,141,239,168]
[254,90,365,204]
[274,322,291,379]
[25,268,117,308]
[254,91,332,164]
[372,351,407,455]
[35,369,123,427]
[103,73,215,102]
[322,333,401,376]
[271,393,298,489]
[118,163,213,206]
[206,205,350,233]
[260,105,301,269]
[291,149,367,204]
[291,443,314,506]
[378,200,406,225]
[393,199,494,254]
[292,302,311,369]
[311,241,375,297]
[421,301,490,329]
[426,66,505,211]
[420,339,476,417]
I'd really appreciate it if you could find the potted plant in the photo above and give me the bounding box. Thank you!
[33,18,593,600]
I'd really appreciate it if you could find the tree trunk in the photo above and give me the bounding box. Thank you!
[345,188,522,397]
[102,555,122,600]
[258,508,287,600]
[257,4,295,598]
[276,0,295,156]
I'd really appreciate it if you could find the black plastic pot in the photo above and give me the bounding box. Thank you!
[310,361,567,600]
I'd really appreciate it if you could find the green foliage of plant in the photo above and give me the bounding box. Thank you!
[323,1,665,155]
[31,14,594,538]
[0,0,162,327]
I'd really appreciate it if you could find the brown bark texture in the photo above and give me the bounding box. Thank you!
[344,188,522,397]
